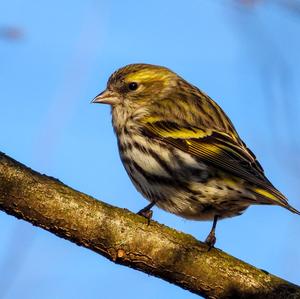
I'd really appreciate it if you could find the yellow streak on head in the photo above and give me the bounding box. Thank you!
[126,68,173,86]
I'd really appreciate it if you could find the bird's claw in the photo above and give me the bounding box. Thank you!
[137,209,153,225]
[205,232,216,251]
[137,209,153,219]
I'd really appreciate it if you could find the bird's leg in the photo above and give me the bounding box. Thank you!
[137,201,156,223]
[205,215,218,250]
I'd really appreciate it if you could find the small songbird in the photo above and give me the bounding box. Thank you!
[92,63,299,247]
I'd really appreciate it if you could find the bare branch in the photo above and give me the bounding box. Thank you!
[0,152,299,298]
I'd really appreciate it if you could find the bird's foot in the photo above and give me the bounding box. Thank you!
[137,202,155,225]
[205,215,218,250]
[137,208,153,221]
[205,231,216,251]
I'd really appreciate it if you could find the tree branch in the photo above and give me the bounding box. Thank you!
[0,152,299,299]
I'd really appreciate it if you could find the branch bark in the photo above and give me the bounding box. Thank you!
[0,152,299,299]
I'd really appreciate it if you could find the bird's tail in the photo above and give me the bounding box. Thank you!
[253,187,300,216]
[284,203,300,216]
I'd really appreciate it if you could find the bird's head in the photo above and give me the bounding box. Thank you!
[92,63,178,110]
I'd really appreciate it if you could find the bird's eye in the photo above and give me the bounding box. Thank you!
[128,82,138,91]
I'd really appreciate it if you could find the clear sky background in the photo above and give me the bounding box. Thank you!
[1,1,300,298]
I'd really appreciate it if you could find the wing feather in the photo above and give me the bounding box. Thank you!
[141,119,289,206]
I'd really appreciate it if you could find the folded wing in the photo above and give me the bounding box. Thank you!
[141,119,298,213]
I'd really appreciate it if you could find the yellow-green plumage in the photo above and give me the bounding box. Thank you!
[92,63,299,246]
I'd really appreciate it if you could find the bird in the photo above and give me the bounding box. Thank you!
[92,63,300,248]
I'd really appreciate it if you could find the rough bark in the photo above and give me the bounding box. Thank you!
[0,152,299,299]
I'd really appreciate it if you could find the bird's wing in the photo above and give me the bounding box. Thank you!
[141,118,289,207]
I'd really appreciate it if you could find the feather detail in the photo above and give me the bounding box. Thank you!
[141,118,296,210]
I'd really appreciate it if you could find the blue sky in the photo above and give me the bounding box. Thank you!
[1,1,300,298]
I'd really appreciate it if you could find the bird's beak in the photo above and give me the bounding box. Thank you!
[91,89,119,105]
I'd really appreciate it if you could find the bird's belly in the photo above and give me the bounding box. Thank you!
[119,135,251,220]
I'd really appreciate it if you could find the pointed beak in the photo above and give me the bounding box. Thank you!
[91,89,119,105]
